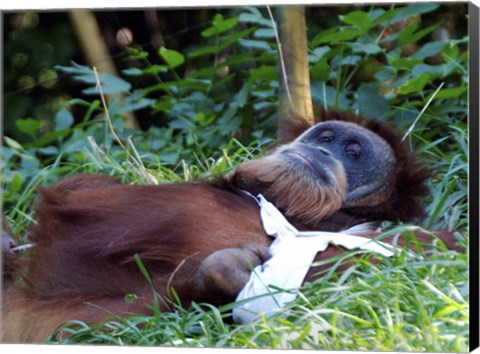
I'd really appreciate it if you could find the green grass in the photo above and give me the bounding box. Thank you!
[45,242,468,351]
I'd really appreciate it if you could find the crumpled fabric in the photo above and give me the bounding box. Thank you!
[233,194,400,324]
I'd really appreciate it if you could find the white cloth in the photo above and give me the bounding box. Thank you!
[232,194,403,324]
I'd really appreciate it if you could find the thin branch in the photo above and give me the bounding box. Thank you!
[93,66,126,149]
[402,82,445,142]
[267,5,293,107]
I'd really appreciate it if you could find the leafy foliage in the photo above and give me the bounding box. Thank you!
[2,3,468,351]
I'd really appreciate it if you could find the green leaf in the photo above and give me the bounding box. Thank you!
[118,97,155,114]
[38,146,59,155]
[99,74,132,93]
[311,82,349,109]
[311,58,330,81]
[439,61,462,77]
[389,57,423,71]
[390,3,439,24]
[369,8,386,22]
[188,27,257,58]
[16,118,40,137]
[3,136,24,151]
[159,47,185,69]
[248,65,277,82]
[376,5,442,47]
[340,11,373,31]
[122,67,143,76]
[398,20,419,46]
[238,8,272,27]
[375,67,396,82]
[412,64,443,76]
[201,14,239,37]
[233,83,251,108]
[188,44,221,58]
[428,86,467,100]
[337,55,362,67]
[412,41,447,59]
[37,130,69,147]
[55,61,92,75]
[170,119,195,130]
[350,42,382,55]
[10,172,24,194]
[147,65,170,76]
[309,46,331,63]
[127,47,149,60]
[356,83,390,119]
[57,63,132,95]
[410,23,440,44]
[254,28,275,38]
[371,8,400,27]
[153,96,175,113]
[442,43,460,60]
[80,73,132,95]
[54,108,74,130]
[312,27,365,46]
[398,73,431,95]
[238,39,272,51]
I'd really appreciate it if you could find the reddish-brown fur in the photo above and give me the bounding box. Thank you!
[1,113,461,343]
[2,176,268,342]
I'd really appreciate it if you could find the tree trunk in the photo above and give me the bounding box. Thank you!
[276,6,314,141]
[68,10,137,129]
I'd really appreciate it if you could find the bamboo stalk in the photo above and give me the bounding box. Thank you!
[276,6,314,140]
[68,10,137,128]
